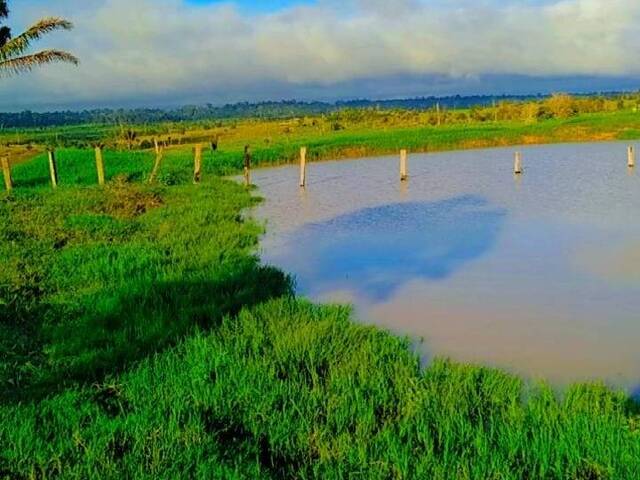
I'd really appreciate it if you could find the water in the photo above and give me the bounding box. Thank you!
[248,142,640,388]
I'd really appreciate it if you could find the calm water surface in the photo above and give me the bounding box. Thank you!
[249,142,640,388]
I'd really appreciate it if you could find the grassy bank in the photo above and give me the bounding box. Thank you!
[2,126,640,478]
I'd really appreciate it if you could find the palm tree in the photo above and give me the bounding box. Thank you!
[0,0,78,76]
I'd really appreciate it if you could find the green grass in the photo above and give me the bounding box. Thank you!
[10,111,640,185]
[0,172,290,402]
[2,125,640,478]
[5,109,640,167]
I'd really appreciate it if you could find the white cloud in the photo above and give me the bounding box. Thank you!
[3,0,640,110]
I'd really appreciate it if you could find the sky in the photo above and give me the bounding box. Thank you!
[2,0,640,111]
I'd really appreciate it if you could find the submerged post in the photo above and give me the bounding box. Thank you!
[95,146,105,186]
[299,146,307,187]
[243,145,251,187]
[48,150,58,189]
[400,149,408,181]
[193,144,203,184]
[514,152,522,175]
[628,146,636,168]
[1,156,12,192]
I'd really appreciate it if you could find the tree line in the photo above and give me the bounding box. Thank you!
[3,92,639,129]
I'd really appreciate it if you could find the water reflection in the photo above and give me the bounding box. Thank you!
[273,195,506,301]
[250,142,640,387]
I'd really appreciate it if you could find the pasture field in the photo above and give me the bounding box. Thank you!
[2,106,640,478]
[3,102,640,172]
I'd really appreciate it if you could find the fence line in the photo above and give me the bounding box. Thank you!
[1,144,637,193]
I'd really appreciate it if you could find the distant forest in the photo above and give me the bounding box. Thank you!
[2,92,637,128]
[0,94,544,128]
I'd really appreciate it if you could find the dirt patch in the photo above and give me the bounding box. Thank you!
[461,139,494,149]
[0,145,44,165]
[98,177,163,218]
[339,146,371,158]
[521,135,547,145]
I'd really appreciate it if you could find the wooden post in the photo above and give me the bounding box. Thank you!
[149,148,163,183]
[299,146,307,187]
[243,145,251,187]
[400,149,408,181]
[628,146,635,168]
[48,150,58,189]
[436,102,441,126]
[95,146,105,186]
[153,138,160,155]
[1,156,12,192]
[193,144,202,184]
[514,152,522,175]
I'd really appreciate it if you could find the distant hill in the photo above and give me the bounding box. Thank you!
[0,92,628,128]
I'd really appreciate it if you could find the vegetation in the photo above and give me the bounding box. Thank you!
[0,0,78,76]
[1,127,640,478]
[2,95,640,171]
[0,95,548,128]
[0,91,638,129]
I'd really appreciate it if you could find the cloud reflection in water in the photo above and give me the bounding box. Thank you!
[275,195,507,302]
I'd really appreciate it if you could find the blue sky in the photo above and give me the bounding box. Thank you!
[2,0,640,111]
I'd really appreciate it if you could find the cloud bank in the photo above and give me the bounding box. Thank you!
[3,0,640,110]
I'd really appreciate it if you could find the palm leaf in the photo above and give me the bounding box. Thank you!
[0,18,74,60]
[0,50,79,76]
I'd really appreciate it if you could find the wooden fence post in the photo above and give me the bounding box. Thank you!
[193,144,202,184]
[1,156,12,192]
[400,149,408,181]
[48,150,58,188]
[243,145,251,187]
[299,146,307,187]
[628,146,635,168]
[514,152,522,175]
[95,146,105,185]
[149,147,163,184]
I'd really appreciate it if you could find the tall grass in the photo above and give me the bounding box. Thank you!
[0,171,290,402]
[2,299,640,478]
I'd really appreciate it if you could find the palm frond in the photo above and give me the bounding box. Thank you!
[0,18,74,60]
[0,49,79,76]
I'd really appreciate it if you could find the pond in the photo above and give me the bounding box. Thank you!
[249,141,640,388]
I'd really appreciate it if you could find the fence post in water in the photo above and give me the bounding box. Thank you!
[193,144,203,184]
[514,152,522,175]
[48,150,59,189]
[299,146,307,187]
[243,145,252,187]
[400,149,408,181]
[628,146,636,168]
[1,156,12,192]
[95,146,105,186]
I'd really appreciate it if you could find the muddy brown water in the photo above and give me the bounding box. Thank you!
[247,141,640,389]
